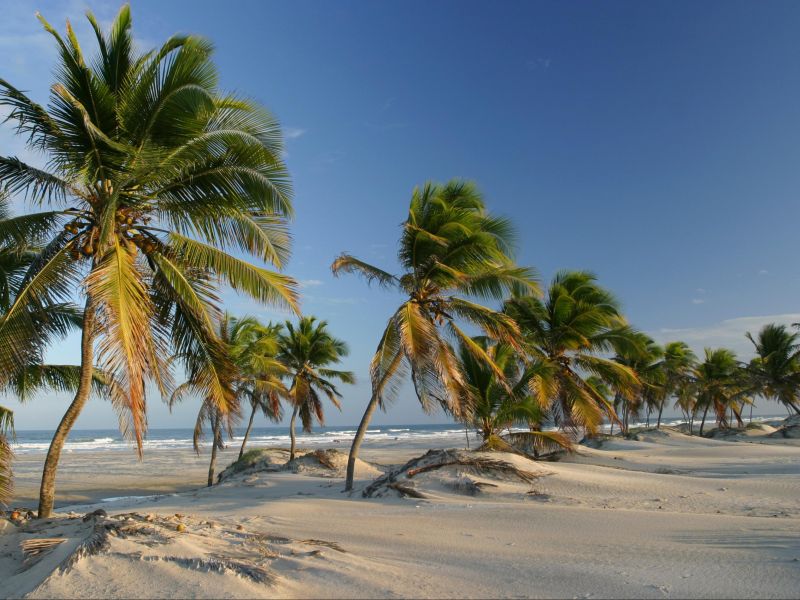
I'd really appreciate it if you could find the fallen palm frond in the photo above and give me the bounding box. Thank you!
[55,522,114,574]
[21,537,66,566]
[299,539,347,553]
[137,554,276,585]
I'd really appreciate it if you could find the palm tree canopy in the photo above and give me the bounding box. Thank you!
[457,336,571,452]
[0,6,297,450]
[694,347,749,425]
[504,270,641,434]
[332,180,538,417]
[745,323,800,411]
[277,316,354,432]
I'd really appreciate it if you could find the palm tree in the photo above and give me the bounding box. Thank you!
[277,317,354,460]
[657,341,697,428]
[693,348,747,435]
[236,322,287,459]
[173,314,286,486]
[611,333,664,435]
[0,228,119,506]
[332,180,538,490]
[504,271,639,438]
[745,323,800,415]
[0,6,296,517]
[0,405,12,505]
[457,336,571,454]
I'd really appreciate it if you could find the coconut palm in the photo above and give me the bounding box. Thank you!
[332,180,538,490]
[745,323,800,415]
[457,336,571,454]
[0,6,296,516]
[173,314,287,486]
[693,348,748,435]
[657,341,697,428]
[0,405,12,505]
[504,271,639,437]
[277,317,354,461]
[237,322,287,459]
[611,333,664,435]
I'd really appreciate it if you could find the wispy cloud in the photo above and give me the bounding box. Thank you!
[526,57,552,70]
[691,298,705,305]
[759,269,769,275]
[299,279,323,288]
[284,127,307,140]
[651,313,800,358]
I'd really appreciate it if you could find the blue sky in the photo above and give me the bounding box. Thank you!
[2,0,800,430]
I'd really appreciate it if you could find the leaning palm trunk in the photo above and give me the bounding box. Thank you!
[239,404,258,460]
[38,298,96,518]
[656,403,664,429]
[288,407,298,461]
[208,413,222,487]
[345,392,380,492]
[698,405,710,435]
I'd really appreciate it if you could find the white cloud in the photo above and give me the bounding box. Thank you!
[299,279,323,288]
[650,313,800,359]
[691,298,705,305]
[284,127,307,139]
[759,269,769,275]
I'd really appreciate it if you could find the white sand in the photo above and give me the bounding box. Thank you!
[2,426,799,599]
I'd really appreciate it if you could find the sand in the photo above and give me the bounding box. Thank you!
[2,424,799,599]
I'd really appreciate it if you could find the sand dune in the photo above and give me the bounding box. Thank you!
[2,424,799,599]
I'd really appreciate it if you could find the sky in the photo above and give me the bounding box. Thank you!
[2,0,800,431]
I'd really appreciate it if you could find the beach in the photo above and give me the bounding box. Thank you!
[2,423,799,599]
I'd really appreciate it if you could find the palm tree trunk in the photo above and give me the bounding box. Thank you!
[38,296,96,518]
[657,403,664,429]
[464,424,470,450]
[345,392,379,492]
[238,403,257,460]
[646,406,651,428]
[699,405,710,436]
[208,412,221,487]
[749,402,754,423]
[609,420,614,436]
[289,406,298,461]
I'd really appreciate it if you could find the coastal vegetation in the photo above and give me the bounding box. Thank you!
[276,317,354,461]
[0,5,296,515]
[0,4,799,512]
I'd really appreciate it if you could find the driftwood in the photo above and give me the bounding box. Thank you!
[363,449,542,498]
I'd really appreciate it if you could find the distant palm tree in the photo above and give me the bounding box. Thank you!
[173,314,286,486]
[504,271,639,437]
[745,323,800,415]
[332,180,538,490]
[277,317,354,460]
[234,322,287,459]
[693,348,747,434]
[0,6,296,516]
[611,333,664,435]
[457,336,571,454]
[658,341,697,428]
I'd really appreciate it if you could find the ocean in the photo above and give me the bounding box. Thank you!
[10,414,791,454]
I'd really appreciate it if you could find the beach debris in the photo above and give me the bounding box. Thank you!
[8,511,349,596]
[364,449,548,499]
[82,508,108,522]
[21,537,67,566]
